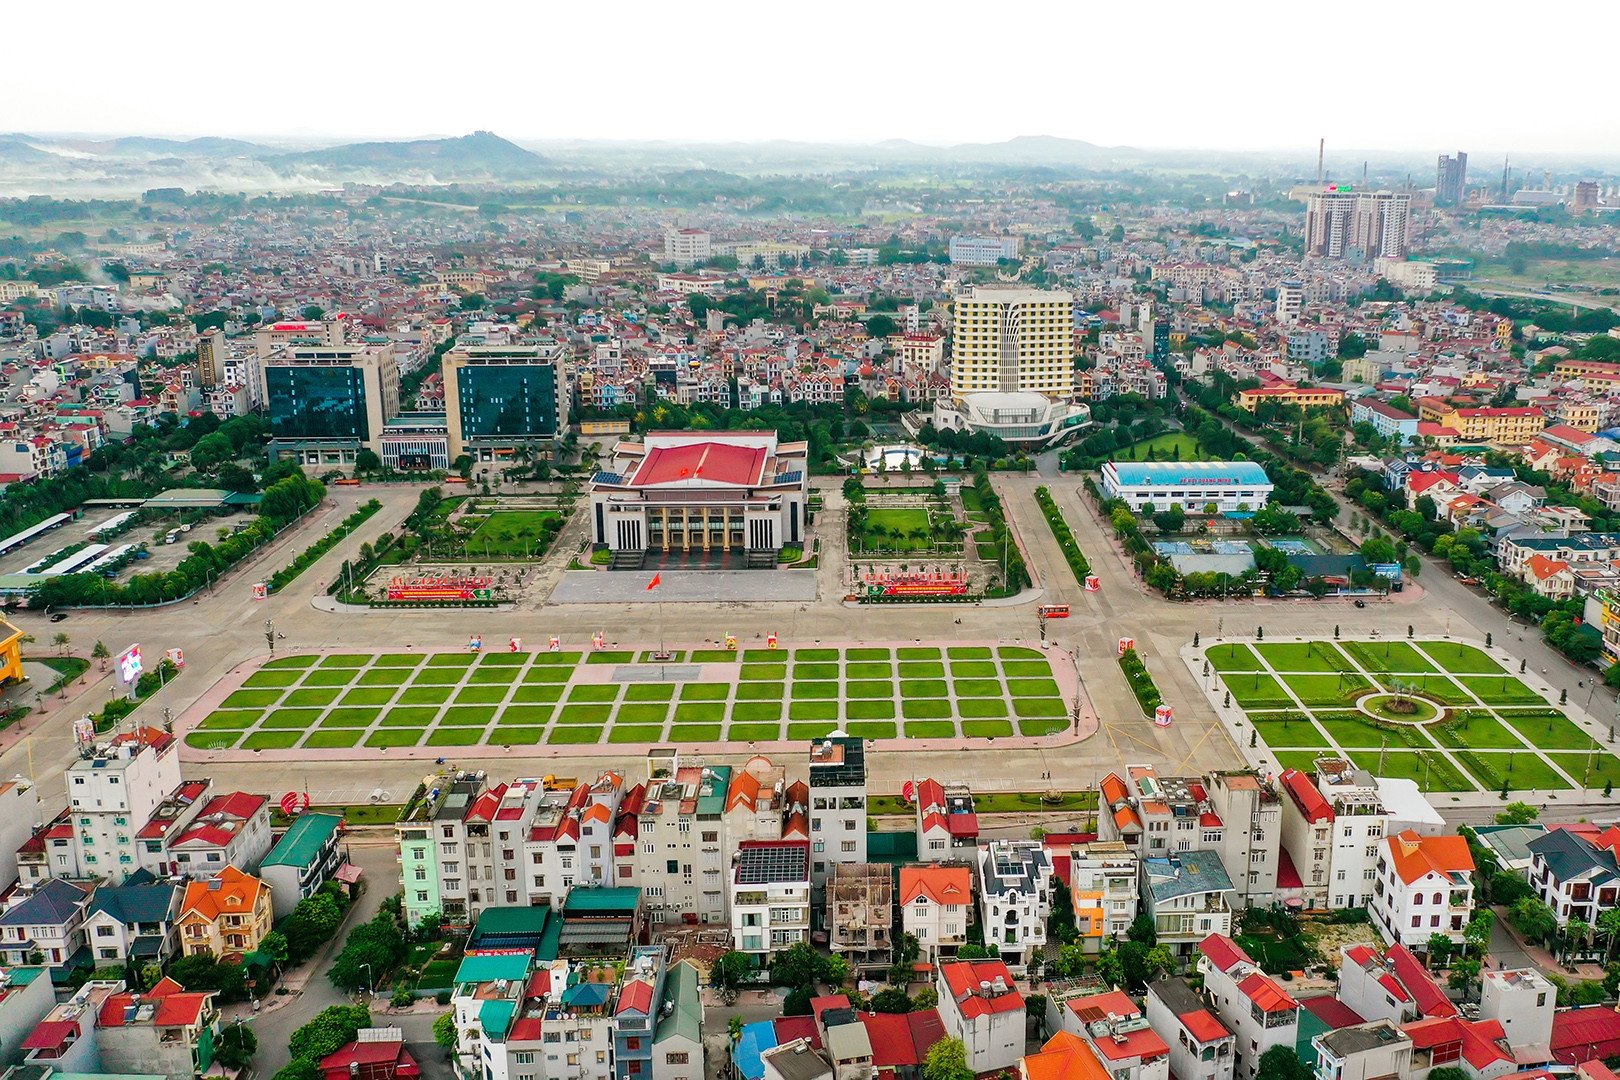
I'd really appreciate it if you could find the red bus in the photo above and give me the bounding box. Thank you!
[1039,604,1071,618]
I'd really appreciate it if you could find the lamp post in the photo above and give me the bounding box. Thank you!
[360,962,374,998]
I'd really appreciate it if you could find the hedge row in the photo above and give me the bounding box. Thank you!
[1033,486,1091,584]
[1118,648,1162,714]
[267,500,382,594]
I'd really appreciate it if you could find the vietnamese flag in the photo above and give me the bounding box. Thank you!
[646,573,662,591]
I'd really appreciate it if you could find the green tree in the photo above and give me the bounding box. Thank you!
[1127,914,1157,945]
[1048,880,1079,945]
[712,951,753,1002]
[433,1011,457,1050]
[1429,1068,1469,1080]
[1509,897,1559,944]
[771,941,824,987]
[272,1061,322,1080]
[865,314,898,338]
[782,984,815,1016]
[1426,933,1454,968]
[1496,802,1540,826]
[354,449,382,474]
[870,987,914,1013]
[1256,1046,1311,1080]
[328,909,405,993]
[923,1038,974,1080]
[190,432,234,469]
[289,1005,371,1063]
[216,1023,258,1070]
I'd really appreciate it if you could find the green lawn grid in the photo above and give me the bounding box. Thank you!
[1209,638,1602,794]
[186,645,1069,751]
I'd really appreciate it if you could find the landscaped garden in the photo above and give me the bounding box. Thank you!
[181,643,1073,754]
[1206,638,1606,794]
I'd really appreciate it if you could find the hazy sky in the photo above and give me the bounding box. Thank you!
[11,0,1616,154]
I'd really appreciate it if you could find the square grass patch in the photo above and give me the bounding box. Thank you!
[586,650,635,664]
[199,710,262,730]
[1550,753,1620,789]
[478,651,530,665]
[1419,641,1502,674]
[608,725,665,744]
[847,662,893,680]
[788,722,838,740]
[741,665,787,681]
[223,689,282,709]
[1250,714,1331,748]
[426,728,487,746]
[846,722,897,739]
[1017,718,1066,736]
[1273,750,1330,774]
[733,701,782,722]
[1500,710,1596,750]
[951,661,998,678]
[898,647,941,660]
[1278,673,1372,707]
[737,682,785,701]
[568,684,620,703]
[1256,642,1355,673]
[1207,643,1263,672]
[301,669,358,687]
[947,647,992,660]
[899,662,946,679]
[1461,752,1572,792]
[1317,716,1396,749]
[1347,750,1471,792]
[340,687,398,707]
[689,650,739,663]
[795,663,840,681]
[1001,661,1054,678]
[469,667,522,685]
[679,684,730,701]
[963,720,1013,738]
[375,653,425,667]
[322,709,379,728]
[399,685,454,705]
[319,654,370,668]
[904,721,955,738]
[454,686,509,705]
[382,707,439,726]
[847,648,891,661]
[788,701,838,721]
[243,670,301,688]
[303,730,362,749]
[1008,678,1061,697]
[670,725,722,742]
[242,730,302,750]
[513,684,563,704]
[846,680,896,699]
[1226,673,1291,709]
[530,651,584,665]
[741,650,779,662]
[792,681,840,700]
[1457,677,1545,705]
[263,654,317,669]
[358,668,412,687]
[283,688,341,707]
[493,728,546,745]
[185,731,240,750]
[1344,640,1436,674]
[366,729,424,748]
[499,705,553,725]
[523,665,574,683]
[902,699,951,719]
[845,700,895,720]
[427,653,478,666]
[900,680,948,698]
[795,649,839,662]
[1375,673,1474,706]
[625,684,676,702]
[556,704,613,725]
[546,727,604,745]
[411,668,465,685]
[618,703,671,725]
[999,646,1043,659]
[1014,698,1067,719]
[1434,712,1529,750]
[954,679,1003,698]
[729,723,784,741]
[958,698,1009,718]
[441,706,498,726]
[673,702,726,724]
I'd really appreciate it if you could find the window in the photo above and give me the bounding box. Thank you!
[667,1053,690,1065]
[516,1053,535,1065]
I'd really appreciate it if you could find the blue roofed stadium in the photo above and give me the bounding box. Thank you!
[1105,461,1271,487]
[1101,459,1274,512]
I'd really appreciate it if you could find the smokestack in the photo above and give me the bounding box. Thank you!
[1317,138,1324,185]
[1362,161,1368,187]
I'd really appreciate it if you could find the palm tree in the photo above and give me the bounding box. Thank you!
[1598,909,1620,963]
[51,632,70,657]
[1565,919,1593,964]
[92,641,110,671]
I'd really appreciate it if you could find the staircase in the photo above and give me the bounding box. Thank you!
[745,548,779,569]
[611,549,646,571]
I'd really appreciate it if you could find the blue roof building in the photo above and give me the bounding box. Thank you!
[1101,460,1274,513]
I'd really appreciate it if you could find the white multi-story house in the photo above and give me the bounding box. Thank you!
[1370,831,1475,951]
[1527,827,1620,928]
[1070,841,1138,951]
[976,840,1052,971]
[629,753,731,926]
[68,728,181,882]
[937,960,1025,1075]
[1311,1021,1413,1080]
[730,840,810,967]
[1142,851,1234,964]
[1145,977,1235,1080]
[809,738,866,907]
[1479,969,1557,1061]
[1051,988,1170,1080]
[1198,935,1300,1080]
[0,879,89,965]
[898,864,972,961]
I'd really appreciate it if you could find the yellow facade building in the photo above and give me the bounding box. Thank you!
[0,620,23,687]
[949,285,1075,400]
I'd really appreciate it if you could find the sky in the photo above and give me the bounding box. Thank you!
[9,0,1617,155]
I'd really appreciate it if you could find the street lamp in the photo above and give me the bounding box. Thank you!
[360,963,374,998]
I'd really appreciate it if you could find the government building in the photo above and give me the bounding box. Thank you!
[588,432,808,566]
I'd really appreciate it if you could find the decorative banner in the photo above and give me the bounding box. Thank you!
[165,648,185,668]
[251,582,267,601]
[1154,705,1174,727]
[509,637,521,652]
[1085,575,1101,592]
[549,636,561,652]
[592,631,606,650]
[279,791,311,816]
[72,716,96,746]
[1117,637,1135,656]
[901,779,916,803]
[387,576,493,601]
[859,568,968,597]
[766,633,778,650]
[116,644,143,684]
[725,634,737,651]
[468,635,483,652]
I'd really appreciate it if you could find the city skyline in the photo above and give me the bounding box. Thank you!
[7,0,1616,155]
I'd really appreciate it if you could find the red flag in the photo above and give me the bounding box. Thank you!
[646,573,662,591]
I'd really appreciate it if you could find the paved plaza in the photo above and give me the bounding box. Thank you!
[548,568,819,604]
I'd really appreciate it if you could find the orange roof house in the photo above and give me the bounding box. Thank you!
[177,865,272,960]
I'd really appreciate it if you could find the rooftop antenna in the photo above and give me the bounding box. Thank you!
[1317,138,1324,185]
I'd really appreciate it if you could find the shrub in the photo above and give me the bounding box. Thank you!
[1118,648,1162,713]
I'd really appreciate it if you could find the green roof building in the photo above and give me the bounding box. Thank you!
[259,812,343,919]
